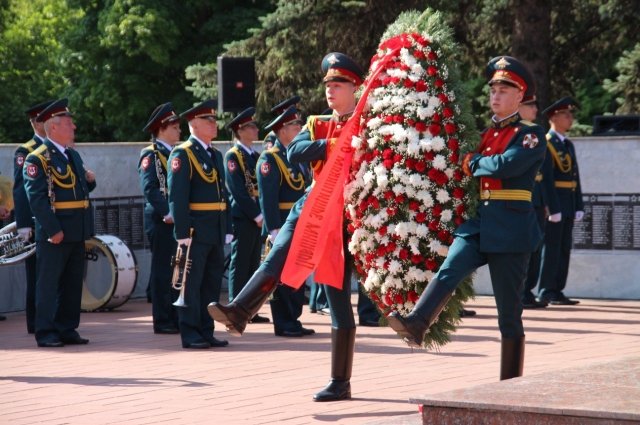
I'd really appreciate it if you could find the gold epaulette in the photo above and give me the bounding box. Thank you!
[519,120,536,127]
[21,139,38,152]
[546,133,553,141]
[141,144,154,154]
[228,146,247,173]
[177,140,193,150]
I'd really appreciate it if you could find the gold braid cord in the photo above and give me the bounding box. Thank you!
[267,148,305,191]
[546,140,572,173]
[230,146,258,197]
[153,143,168,198]
[185,147,218,183]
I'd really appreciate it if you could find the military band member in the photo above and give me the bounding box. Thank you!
[387,56,546,381]
[258,105,315,337]
[263,95,301,150]
[139,102,181,334]
[519,94,561,309]
[13,100,54,333]
[23,99,96,347]
[167,99,232,349]
[209,52,366,401]
[223,107,269,324]
[537,97,583,306]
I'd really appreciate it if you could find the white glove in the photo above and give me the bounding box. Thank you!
[575,211,584,221]
[17,227,32,242]
[548,212,562,223]
[267,229,279,243]
[225,234,234,244]
[177,238,191,247]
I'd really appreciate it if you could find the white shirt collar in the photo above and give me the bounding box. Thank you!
[236,141,254,155]
[190,135,211,151]
[48,138,68,156]
[155,139,173,151]
[550,129,566,142]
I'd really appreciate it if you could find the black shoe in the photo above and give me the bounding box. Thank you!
[301,327,316,336]
[183,341,210,349]
[154,326,179,334]
[550,294,579,305]
[387,312,425,348]
[359,319,379,327]
[37,340,64,348]
[275,329,304,337]
[205,336,229,347]
[313,379,351,402]
[459,308,476,317]
[309,307,317,313]
[523,298,548,309]
[27,327,35,334]
[249,314,270,324]
[61,335,89,345]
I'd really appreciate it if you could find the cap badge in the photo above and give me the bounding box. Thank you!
[326,54,339,65]
[495,57,510,69]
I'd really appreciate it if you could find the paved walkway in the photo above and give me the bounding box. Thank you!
[1,295,639,425]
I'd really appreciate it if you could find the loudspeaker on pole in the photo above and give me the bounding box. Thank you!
[217,56,256,113]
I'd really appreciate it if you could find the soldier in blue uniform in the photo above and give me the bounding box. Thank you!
[13,100,54,333]
[223,107,270,324]
[387,56,546,381]
[139,102,181,334]
[518,92,561,309]
[257,105,315,337]
[209,52,368,401]
[23,99,96,347]
[537,97,583,306]
[167,99,232,349]
[263,95,300,150]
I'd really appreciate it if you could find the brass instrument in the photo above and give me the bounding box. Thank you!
[261,237,271,262]
[170,229,194,307]
[0,221,36,266]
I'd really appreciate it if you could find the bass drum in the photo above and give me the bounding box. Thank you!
[82,235,138,311]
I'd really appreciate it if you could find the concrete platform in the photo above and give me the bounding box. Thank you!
[412,357,640,424]
[1,295,639,424]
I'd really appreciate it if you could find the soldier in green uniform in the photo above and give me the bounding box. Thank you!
[263,96,300,150]
[209,52,368,401]
[139,102,181,334]
[519,93,561,309]
[257,105,315,337]
[167,99,232,349]
[223,107,269,323]
[537,97,583,306]
[387,56,546,381]
[13,100,54,333]
[23,99,96,347]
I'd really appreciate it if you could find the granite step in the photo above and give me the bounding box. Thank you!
[410,356,640,425]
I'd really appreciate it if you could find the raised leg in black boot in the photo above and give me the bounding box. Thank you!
[313,327,356,402]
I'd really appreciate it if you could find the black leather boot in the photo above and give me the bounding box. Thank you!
[386,278,453,348]
[500,336,525,380]
[313,327,356,402]
[207,270,278,336]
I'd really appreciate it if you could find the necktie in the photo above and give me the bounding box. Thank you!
[207,147,216,159]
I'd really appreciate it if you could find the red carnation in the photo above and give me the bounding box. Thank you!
[384,292,394,306]
[409,200,420,211]
[405,158,415,170]
[382,148,393,159]
[429,124,441,136]
[347,223,355,233]
[433,204,443,217]
[394,115,404,124]
[428,51,438,61]
[424,151,435,161]
[432,112,441,123]
[394,293,405,304]
[453,169,463,181]
[415,80,428,92]
[383,115,393,124]
[425,258,438,271]
[456,204,466,215]
[447,138,459,150]
[435,79,444,88]
[454,216,465,226]
[378,226,387,236]
[445,123,457,135]
[383,159,394,169]
[387,207,396,217]
[395,194,405,203]
[377,246,386,256]
[413,50,426,60]
[411,254,422,265]
[427,66,438,77]
[386,241,397,253]
[408,290,420,303]
[415,212,427,223]
[438,229,451,242]
[428,220,439,231]
[406,118,415,126]
[452,187,465,199]
[450,152,459,164]
[415,121,427,133]
[393,153,402,163]
[399,248,409,260]
[415,161,427,172]
[404,79,414,89]
[443,107,454,118]
[438,93,449,103]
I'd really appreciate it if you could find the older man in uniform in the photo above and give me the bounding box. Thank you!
[210,52,370,401]
[23,99,96,347]
[167,99,232,349]
[537,97,583,306]
[257,105,315,337]
[139,102,181,334]
[387,56,546,381]
[223,107,269,323]
[13,100,54,333]
[518,92,561,309]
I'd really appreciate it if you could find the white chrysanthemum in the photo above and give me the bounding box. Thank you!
[388,260,402,276]
[416,223,429,238]
[367,117,383,130]
[376,174,389,188]
[409,174,426,188]
[411,63,424,76]
[363,170,375,186]
[441,209,453,222]
[387,68,408,79]
[444,168,454,178]
[436,189,451,203]
[409,236,420,254]
[392,184,404,195]
[407,139,420,156]
[394,222,409,239]
[433,154,447,170]
[432,136,445,151]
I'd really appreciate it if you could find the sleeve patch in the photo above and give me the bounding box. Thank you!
[141,156,151,170]
[522,133,539,149]
[26,163,38,178]
[15,154,25,168]
[171,157,181,172]
[260,162,271,176]
[227,160,237,172]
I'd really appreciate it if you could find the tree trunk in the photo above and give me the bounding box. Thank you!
[512,0,552,122]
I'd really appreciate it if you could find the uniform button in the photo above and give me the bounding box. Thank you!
[485,147,492,152]
[484,201,489,206]
[484,182,489,188]
[493,132,498,137]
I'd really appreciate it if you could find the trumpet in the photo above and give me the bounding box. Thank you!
[261,237,271,262]
[170,229,193,307]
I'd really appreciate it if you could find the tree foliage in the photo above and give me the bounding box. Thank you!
[604,42,640,114]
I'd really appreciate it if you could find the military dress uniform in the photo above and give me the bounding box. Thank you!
[139,103,180,333]
[538,97,583,305]
[168,99,231,349]
[263,96,301,150]
[23,99,95,347]
[387,56,546,381]
[208,52,365,402]
[257,107,312,337]
[13,100,54,333]
[224,108,266,316]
